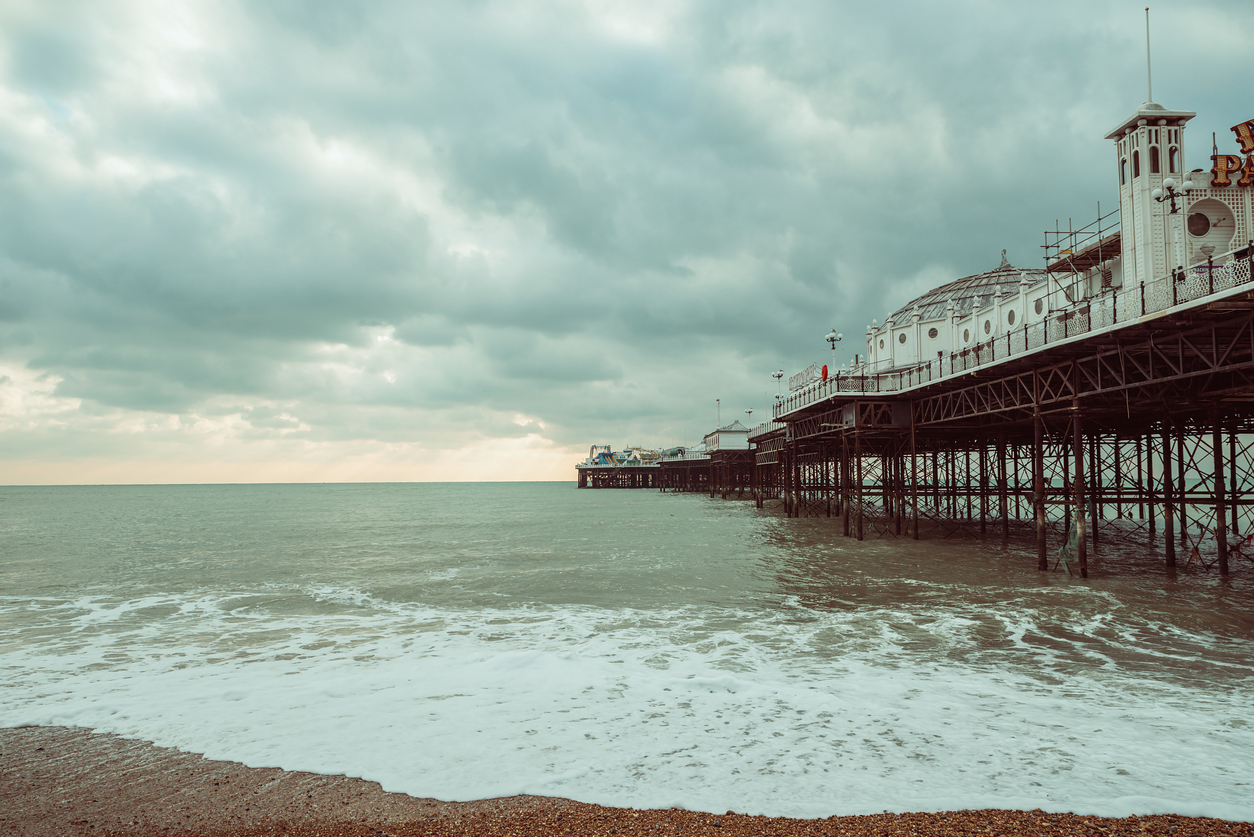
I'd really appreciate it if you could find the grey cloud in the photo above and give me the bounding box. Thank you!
[5,18,97,96]
[0,0,1249,470]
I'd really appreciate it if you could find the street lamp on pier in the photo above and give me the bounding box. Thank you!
[826,329,843,372]
[1152,177,1194,279]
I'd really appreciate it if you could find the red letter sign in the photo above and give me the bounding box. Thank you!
[1211,154,1244,187]
[1232,119,1254,155]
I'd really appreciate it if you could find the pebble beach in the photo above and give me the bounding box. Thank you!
[3,727,1250,837]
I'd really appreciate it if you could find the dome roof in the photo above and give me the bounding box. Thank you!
[885,251,1047,325]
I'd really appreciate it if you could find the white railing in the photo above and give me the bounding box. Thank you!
[748,421,784,440]
[774,244,1254,420]
[659,450,711,463]
[577,459,659,468]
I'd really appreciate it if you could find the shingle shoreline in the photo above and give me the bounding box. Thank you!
[2,726,1249,837]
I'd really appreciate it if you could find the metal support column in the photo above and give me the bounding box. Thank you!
[1035,407,1047,571]
[1073,399,1088,579]
[1177,428,1188,548]
[998,433,1009,549]
[841,433,851,537]
[1162,426,1176,568]
[1213,406,1229,576]
[911,418,920,540]
[1089,430,1100,552]
[855,430,864,541]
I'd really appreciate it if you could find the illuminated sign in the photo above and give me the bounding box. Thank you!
[1210,118,1254,187]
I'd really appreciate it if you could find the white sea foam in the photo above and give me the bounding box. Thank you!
[4,589,1253,821]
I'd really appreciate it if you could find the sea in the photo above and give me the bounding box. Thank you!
[2,482,1252,820]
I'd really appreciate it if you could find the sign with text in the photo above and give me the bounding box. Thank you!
[789,363,819,392]
[1210,118,1254,187]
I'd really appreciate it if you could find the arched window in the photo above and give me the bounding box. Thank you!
[1120,158,1127,185]
[1132,150,1140,178]
[1168,146,1179,174]
[1150,146,1160,174]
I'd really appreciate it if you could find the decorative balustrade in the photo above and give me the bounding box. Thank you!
[577,459,658,468]
[659,450,711,462]
[774,244,1254,420]
[748,421,784,440]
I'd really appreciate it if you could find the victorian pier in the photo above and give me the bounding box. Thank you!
[578,102,1254,578]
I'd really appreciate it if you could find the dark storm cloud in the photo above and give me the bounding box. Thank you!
[0,0,1250,473]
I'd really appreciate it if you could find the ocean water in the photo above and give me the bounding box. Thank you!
[2,482,1252,820]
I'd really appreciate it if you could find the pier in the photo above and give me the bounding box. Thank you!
[580,102,1254,576]
[577,445,659,489]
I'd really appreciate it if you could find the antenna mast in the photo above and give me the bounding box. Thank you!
[1145,7,1153,102]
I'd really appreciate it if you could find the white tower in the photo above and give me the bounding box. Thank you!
[1105,102,1195,286]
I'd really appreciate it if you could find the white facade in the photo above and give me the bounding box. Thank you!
[849,101,1254,377]
[1106,103,1195,285]
[1107,102,1253,280]
[704,420,750,453]
[859,256,1052,373]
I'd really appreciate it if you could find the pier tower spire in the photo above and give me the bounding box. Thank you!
[1106,102,1195,286]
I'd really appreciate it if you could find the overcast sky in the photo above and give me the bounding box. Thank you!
[0,0,1249,483]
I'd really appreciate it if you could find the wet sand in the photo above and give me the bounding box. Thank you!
[2,726,1250,837]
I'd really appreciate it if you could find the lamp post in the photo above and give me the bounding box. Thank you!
[1152,176,1194,280]
[1199,243,1218,293]
[772,369,784,397]
[826,329,843,371]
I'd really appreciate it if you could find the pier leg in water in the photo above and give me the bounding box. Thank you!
[1011,442,1020,521]
[826,443,832,518]
[998,432,1009,549]
[911,420,920,540]
[1178,428,1188,549]
[965,449,973,522]
[947,449,955,520]
[855,430,864,541]
[1163,425,1176,568]
[894,449,903,536]
[1073,399,1088,578]
[931,450,940,515]
[1035,407,1047,570]
[1089,431,1100,553]
[978,444,987,540]
[1147,431,1156,537]
[1115,435,1124,521]
[883,450,890,532]
[792,440,802,518]
[842,433,851,537]
[1230,421,1239,537]
[1213,405,1229,575]
[785,444,794,517]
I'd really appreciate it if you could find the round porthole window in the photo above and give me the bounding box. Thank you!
[1007,310,1016,326]
[963,328,970,342]
[1034,299,1043,315]
[927,327,938,339]
[879,339,884,349]
[1187,212,1211,237]
[898,333,906,344]
[984,319,991,335]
